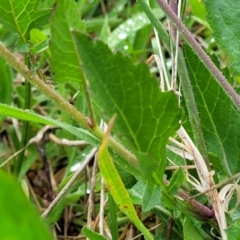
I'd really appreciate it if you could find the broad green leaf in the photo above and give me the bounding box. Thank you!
[98,125,153,240]
[73,32,181,183]
[50,0,85,83]
[0,103,99,146]
[205,0,240,73]
[183,45,240,175]
[107,9,164,49]
[0,0,50,46]
[183,218,203,240]
[166,168,184,195]
[227,219,240,239]
[142,182,161,212]
[0,170,53,240]
[82,226,108,240]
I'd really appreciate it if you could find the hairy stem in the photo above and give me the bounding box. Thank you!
[138,0,210,167]
[156,0,240,107]
[0,42,138,176]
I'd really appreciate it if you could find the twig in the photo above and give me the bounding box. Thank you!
[87,155,98,228]
[99,177,105,235]
[190,171,240,200]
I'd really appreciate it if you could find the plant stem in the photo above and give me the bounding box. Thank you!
[0,43,92,131]
[156,0,240,107]
[0,41,139,177]
[138,0,210,168]
[178,50,210,168]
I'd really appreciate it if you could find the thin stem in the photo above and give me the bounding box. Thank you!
[83,74,97,129]
[41,147,97,218]
[0,42,92,130]
[156,0,240,107]
[0,41,139,177]
[15,54,31,177]
[138,0,210,168]
[178,50,210,168]
[190,171,240,199]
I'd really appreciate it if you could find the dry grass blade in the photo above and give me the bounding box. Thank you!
[41,147,97,219]
[176,126,227,239]
[219,178,240,214]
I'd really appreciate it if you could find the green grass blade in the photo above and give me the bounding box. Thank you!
[82,226,108,240]
[0,103,99,146]
[0,56,12,121]
[107,9,164,49]
[108,192,119,240]
[98,120,154,240]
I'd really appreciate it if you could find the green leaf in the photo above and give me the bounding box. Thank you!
[183,218,203,240]
[108,192,119,240]
[73,32,181,183]
[166,168,184,195]
[205,0,240,73]
[227,219,240,239]
[183,45,240,175]
[30,28,51,56]
[98,128,153,240]
[107,9,164,49]
[0,170,53,240]
[142,182,161,212]
[50,0,85,83]
[0,0,50,44]
[0,103,99,146]
[189,0,206,21]
[129,180,171,216]
[82,226,108,240]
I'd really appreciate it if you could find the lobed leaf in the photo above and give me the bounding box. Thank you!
[73,32,181,183]
[205,0,240,73]
[183,45,240,175]
[50,0,85,83]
